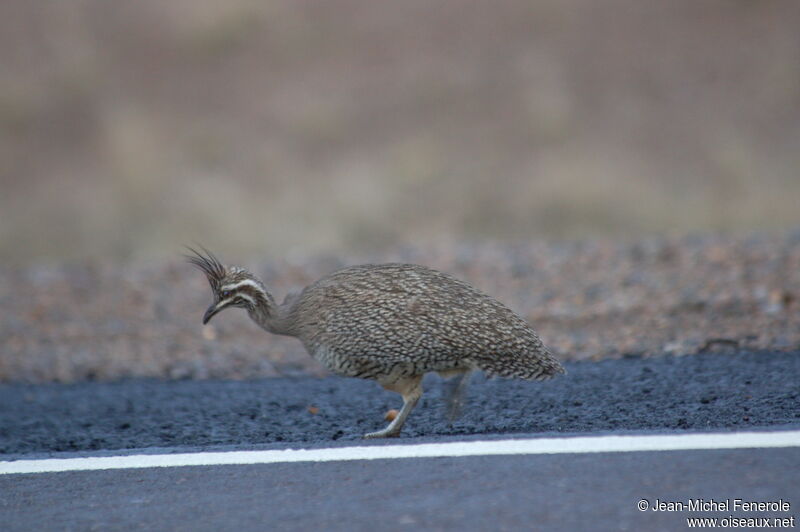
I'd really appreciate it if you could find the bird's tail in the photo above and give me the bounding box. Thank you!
[470,349,566,381]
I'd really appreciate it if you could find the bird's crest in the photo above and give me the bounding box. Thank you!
[185,245,226,291]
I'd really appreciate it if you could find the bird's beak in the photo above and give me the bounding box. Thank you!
[203,303,222,325]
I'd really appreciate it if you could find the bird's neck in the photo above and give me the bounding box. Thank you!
[245,285,294,336]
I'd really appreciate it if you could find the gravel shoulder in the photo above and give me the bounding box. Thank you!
[1,232,799,383]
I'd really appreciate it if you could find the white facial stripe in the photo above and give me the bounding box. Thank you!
[236,293,255,305]
[218,292,255,308]
[221,279,263,293]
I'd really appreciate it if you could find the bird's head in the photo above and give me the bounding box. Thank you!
[186,246,268,324]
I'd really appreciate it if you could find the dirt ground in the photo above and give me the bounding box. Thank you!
[1,231,798,383]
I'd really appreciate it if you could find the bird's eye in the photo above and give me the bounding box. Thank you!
[221,291,231,298]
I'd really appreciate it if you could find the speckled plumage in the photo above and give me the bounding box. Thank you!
[287,263,563,381]
[188,248,564,438]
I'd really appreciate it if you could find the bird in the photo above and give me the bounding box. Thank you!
[187,246,565,438]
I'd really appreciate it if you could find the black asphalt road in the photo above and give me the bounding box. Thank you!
[1,351,799,531]
[1,351,798,456]
[3,448,799,532]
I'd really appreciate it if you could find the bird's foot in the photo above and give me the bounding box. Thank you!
[363,376,422,439]
[443,371,471,423]
[363,427,401,439]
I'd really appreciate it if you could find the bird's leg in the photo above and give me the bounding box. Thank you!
[443,371,471,423]
[364,375,423,439]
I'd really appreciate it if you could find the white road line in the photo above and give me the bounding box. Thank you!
[1,430,798,475]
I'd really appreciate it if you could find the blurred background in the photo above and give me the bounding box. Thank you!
[2,0,799,266]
